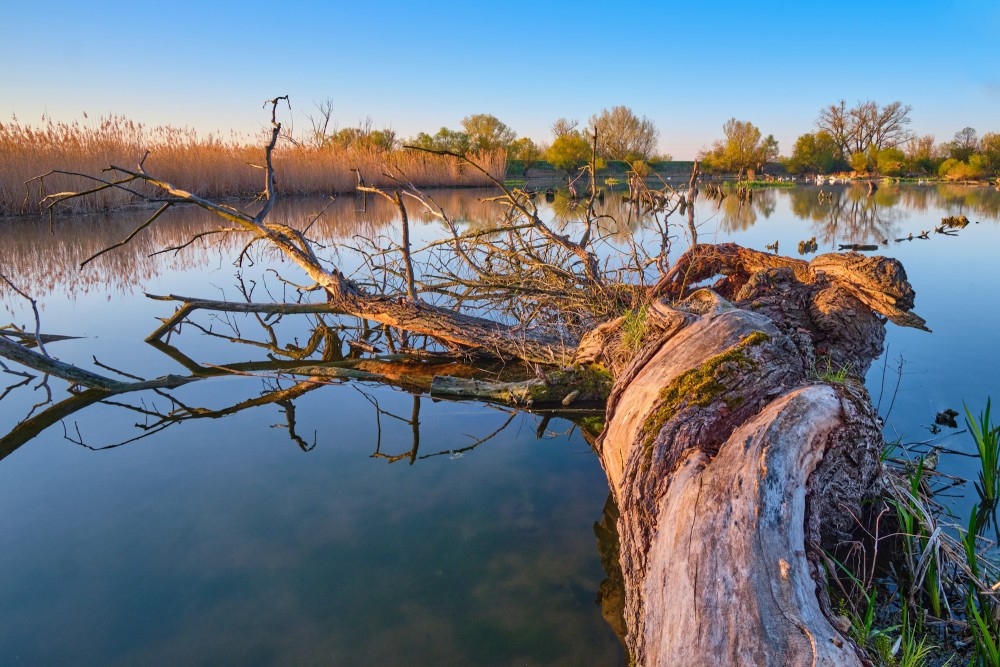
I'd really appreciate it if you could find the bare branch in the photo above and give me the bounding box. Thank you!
[81,202,172,267]
[0,274,49,356]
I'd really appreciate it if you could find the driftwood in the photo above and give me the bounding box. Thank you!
[650,242,928,332]
[2,256,921,665]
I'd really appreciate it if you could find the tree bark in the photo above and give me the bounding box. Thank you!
[592,248,922,665]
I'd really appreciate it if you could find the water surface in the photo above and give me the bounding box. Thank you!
[1,182,998,664]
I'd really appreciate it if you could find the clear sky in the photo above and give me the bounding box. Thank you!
[2,1,997,159]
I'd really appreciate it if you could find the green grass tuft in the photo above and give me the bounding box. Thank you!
[620,305,649,354]
[812,356,853,384]
[967,398,1000,510]
[732,180,796,189]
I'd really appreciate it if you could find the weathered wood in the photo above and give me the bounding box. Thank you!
[0,336,195,392]
[641,386,865,665]
[595,299,877,665]
[41,108,577,365]
[592,246,922,664]
[430,366,610,406]
[144,291,573,365]
[649,242,928,332]
[431,375,549,404]
[810,252,927,330]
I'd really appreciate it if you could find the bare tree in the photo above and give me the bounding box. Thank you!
[305,97,336,148]
[816,99,912,157]
[550,117,579,138]
[588,106,659,161]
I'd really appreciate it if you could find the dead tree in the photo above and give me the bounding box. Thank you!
[11,99,932,665]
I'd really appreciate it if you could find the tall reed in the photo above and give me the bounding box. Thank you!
[0,115,507,216]
[968,399,999,507]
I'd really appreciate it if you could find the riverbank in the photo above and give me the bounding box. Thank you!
[0,116,506,216]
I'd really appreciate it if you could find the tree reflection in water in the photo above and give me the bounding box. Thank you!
[0,301,604,465]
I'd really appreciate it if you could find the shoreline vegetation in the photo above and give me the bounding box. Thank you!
[0,115,507,217]
[3,105,999,218]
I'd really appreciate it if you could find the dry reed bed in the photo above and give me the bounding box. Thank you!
[0,116,507,216]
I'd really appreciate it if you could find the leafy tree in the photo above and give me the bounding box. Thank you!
[461,114,516,152]
[509,137,541,169]
[785,131,841,174]
[408,127,471,154]
[701,119,778,174]
[949,126,979,161]
[937,158,959,178]
[980,132,1000,174]
[904,134,940,174]
[544,131,592,173]
[940,156,985,180]
[969,153,989,176]
[326,125,397,152]
[332,126,366,148]
[761,135,779,165]
[359,129,398,152]
[815,100,912,158]
[631,160,652,177]
[850,151,872,175]
[409,132,435,150]
[875,147,906,176]
[588,106,659,161]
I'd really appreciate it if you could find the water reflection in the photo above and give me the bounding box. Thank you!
[2,182,1000,663]
[0,313,602,462]
[786,185,903,246]
[711,188,777,232]
[0,312,621,664]
[0,189,501,301]
[6,183,995,305]
[594,494,627,648]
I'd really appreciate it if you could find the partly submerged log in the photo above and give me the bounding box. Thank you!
[430,366,611,406]
[23,105,926,662]
[593,249,924,665]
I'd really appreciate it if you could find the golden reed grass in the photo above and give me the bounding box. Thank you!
[0,115,507,216]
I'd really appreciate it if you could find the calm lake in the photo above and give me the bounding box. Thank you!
[0,182,998,665]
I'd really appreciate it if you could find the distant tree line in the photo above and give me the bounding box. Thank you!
[302,96,998,181]
[408,105,670,176]
[785,99,1000,179]
[305,102,671,175]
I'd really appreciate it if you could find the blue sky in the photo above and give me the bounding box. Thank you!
[2,1,997,159]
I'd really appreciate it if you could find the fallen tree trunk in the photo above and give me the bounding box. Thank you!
[591,251,923,665]
[24,100,927,662]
